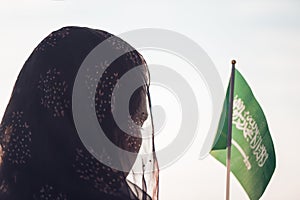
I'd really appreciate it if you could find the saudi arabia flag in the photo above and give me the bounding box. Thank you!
[210,69,276,200]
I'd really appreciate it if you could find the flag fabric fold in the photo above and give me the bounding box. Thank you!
[210,69,276,200]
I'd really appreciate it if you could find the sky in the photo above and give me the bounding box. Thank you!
[0,0,300,199]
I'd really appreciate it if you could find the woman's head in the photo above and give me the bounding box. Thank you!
[0,26,158,200]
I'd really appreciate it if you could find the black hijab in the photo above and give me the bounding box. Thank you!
[0,26,159,200]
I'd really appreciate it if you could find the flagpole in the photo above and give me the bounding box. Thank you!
[226,60,236,200]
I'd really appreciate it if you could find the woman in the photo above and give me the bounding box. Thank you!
[0,26,159,200]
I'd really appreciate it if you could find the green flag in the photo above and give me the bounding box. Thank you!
[210,69,276,200]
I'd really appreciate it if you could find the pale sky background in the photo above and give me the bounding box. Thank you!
[0,0,300,199]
